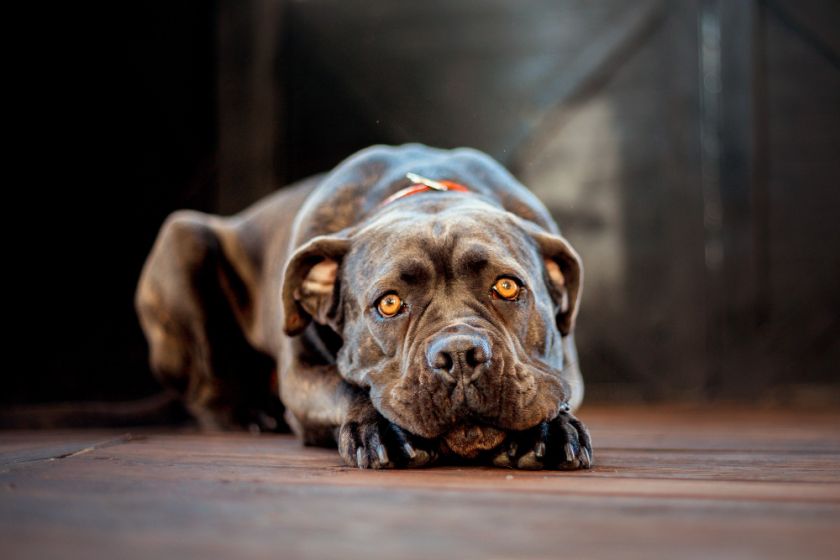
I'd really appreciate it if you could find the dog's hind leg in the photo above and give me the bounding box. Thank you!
[136,210,285,432]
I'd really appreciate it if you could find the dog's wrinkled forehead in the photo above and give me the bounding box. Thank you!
[345,200,540,296]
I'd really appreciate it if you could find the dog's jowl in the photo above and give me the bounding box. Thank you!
[136,144,592,470]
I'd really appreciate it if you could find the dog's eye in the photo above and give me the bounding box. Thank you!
[492,277,521,300]
[377,294,403,317]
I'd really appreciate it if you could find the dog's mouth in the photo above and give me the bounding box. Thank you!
[440,423,507,459]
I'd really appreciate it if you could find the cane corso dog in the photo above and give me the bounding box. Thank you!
[136,144,592,470]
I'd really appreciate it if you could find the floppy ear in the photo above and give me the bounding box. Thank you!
[282,234,351,336]
[528,228,583,336]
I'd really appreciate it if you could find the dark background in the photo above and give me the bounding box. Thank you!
[8,0,839,412]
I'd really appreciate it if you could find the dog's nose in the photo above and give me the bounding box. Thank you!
[427,333,491,383]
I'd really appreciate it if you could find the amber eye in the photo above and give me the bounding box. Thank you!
[492,277,521,300]
[377,294,403,317]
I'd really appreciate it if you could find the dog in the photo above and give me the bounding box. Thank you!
[136,144,591,469]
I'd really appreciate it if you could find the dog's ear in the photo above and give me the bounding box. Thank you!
[282,234,352,336]
[526,226,583,336]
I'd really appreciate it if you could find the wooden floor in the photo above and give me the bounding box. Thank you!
[2,406,839,560]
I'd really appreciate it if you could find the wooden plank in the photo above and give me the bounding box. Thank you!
[1,407,838,560]
[3,486,837,560]
[0,432,134,470]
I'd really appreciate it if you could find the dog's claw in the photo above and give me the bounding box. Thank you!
[581,447,592,468]
[564,442,575,462]
[389,424,437,468]
[376,444,389,465]
[496,414,593,471]
[339,413,438,469]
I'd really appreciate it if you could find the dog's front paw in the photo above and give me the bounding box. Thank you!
[492,412,593,470]
[338,405,438,469]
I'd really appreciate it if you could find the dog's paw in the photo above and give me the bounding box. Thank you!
[338,410,438,469]
[492,412,593,471]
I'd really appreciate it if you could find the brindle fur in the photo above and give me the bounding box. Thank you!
[136,144,592,469]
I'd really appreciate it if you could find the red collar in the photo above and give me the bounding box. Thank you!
[381,172,470,206]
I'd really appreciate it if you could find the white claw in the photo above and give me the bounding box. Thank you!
[376,444,389,465]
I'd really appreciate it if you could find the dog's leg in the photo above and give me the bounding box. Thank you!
[490,411,593,470]
[280,336,438,469]
[136,210,285,432]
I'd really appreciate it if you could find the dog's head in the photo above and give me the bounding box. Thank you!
[282,195,582,458]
